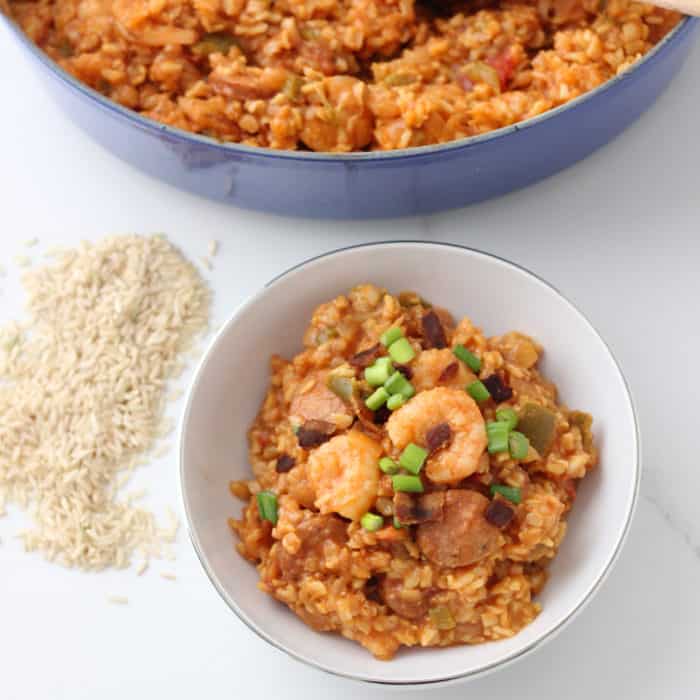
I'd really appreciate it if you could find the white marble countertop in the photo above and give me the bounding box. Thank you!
[2,19,700,699]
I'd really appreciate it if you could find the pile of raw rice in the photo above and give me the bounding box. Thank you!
[0,234,209,570]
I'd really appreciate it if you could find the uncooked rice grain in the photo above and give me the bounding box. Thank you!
[107,595,129,605]
[153,444,171,458]
[160,572,177,581]
[136,559,149,576]
[167,388,184,402]
[0,234,209,570]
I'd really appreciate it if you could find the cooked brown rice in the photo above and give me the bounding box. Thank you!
[231,284,597,659]
[8,0,681,151]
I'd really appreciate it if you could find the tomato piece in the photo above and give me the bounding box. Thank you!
[487,49,516,91]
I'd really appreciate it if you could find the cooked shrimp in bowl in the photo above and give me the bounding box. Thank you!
[229,285,597,660]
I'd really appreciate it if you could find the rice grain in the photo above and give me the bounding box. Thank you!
[136,559,149,576]
[0,234,209,570]
[107,595,129,605]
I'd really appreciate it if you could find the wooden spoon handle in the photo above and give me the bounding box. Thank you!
[651,0,698,15]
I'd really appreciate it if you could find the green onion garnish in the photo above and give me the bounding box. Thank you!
[393,516,403,529]
[467,380,491,402]
[392,474,424,493]
[381,327,403,347]
[490,484,522,504]
[379,457,399,475]
[387,393,406,411]
[453,344,481,373]
[256,491,278,525]
[360,512,384,531]
[384,371,415,399]
[486,421,510,454]
[508,431,530,460]
[496,407,518,431]
[365,362,391,387]
[399,443,428,474]
[375,356,393,371]
[365,387,389,411]
[388,337,416,364]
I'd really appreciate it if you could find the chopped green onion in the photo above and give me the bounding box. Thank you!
[256,491,278,525]
[291,422,300,435]
[387,393,406,411]
[375,356,393,371]
[365,363,391,387]
[381,327,404,347]
[508,431,530,460]
[496,407,518,431]
[393,516,403,529]
[379,457,399,475]
[467,380,491,402]
[360,512,384,531]
[453,344,481,373]
[388,338,416,364]
[490,484,522,504]
[384,371,415,399]
[399,443,428,474]
[392,474,424,493]
[365,387,389,411]
[486,421,510,454]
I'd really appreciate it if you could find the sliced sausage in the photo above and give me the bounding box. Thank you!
[426,422,452,453]
[416,490,500,568]
[485,498,515,528]
[380,577,431,620]
[482,373,513,402]
[422,310,448,349]
[275,454,296,473]
[437,361,458,384]
[290,373,352,427]
[275,514,348,580]
[394,492,445,525]
[209,67,287,100]
[349,344,382,369]
[297,419,335,448]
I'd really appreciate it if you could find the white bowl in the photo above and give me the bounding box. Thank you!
[179,242,639,686]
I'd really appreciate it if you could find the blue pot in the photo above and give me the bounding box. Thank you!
[3,13,697,218]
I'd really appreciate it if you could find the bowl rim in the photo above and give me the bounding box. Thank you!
[1,11,695,162]
[178,240,641,686]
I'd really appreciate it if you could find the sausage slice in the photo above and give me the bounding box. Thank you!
[394,492,445,525]
[416,490,500,567]
[275,514,348,580]
[380,577,431,619]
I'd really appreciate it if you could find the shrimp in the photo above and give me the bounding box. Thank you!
[411,348,477,393]
[386,387,487,484]
[306,430,382,521]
